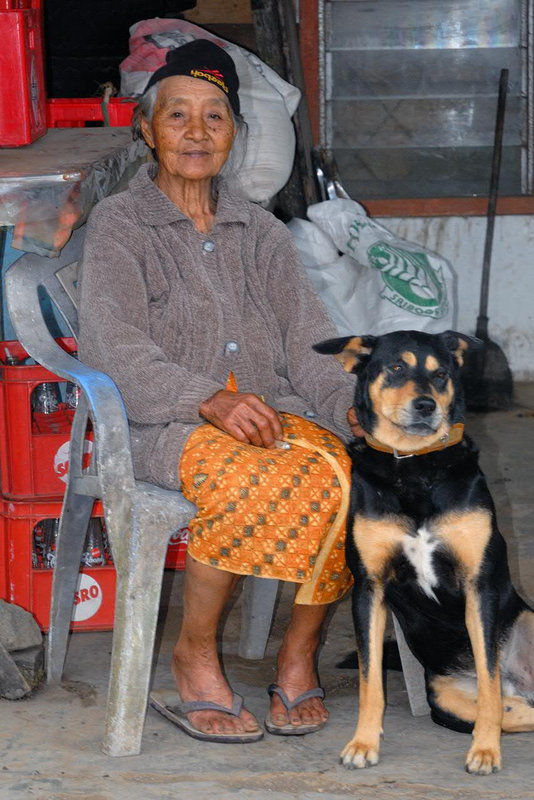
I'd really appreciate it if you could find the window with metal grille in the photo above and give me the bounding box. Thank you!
[322,0,532,199]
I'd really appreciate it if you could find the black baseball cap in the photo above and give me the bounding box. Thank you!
[143,39,240,116]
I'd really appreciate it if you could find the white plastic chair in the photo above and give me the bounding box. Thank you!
[5,226,279,756]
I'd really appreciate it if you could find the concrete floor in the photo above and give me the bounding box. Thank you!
[2,388,534,800]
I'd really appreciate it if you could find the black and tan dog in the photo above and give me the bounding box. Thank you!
[314,330,534,775]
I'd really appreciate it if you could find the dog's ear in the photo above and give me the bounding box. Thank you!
[313,335,377,373]
[438,330,483,367]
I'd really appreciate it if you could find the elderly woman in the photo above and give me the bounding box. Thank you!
[79,40,358,744]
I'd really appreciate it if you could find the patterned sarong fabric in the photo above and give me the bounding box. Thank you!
[179,413,353,605]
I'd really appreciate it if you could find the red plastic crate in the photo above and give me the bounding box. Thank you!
[0,496,186,631]
[0,509,7,600]
[1,338,187,569]
[0,339,94,498]
[1,496,115,631]
[46,98,136,129]
[0,2,46,146]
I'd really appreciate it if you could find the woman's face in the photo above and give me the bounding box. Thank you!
[141,75,236,183]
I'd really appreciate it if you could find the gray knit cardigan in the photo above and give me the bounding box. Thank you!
[78,163,356,490]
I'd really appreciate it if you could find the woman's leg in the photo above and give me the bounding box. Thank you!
[270,600,330,728]
[172,554,260,734]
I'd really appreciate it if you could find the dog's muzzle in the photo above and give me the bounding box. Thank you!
[402,395,442,435]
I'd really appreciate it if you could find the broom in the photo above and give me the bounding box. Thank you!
[462,68,514,411]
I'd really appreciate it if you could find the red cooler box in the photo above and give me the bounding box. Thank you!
[0,1,47,146]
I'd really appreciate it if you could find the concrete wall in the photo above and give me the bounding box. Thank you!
[376,215,534,380]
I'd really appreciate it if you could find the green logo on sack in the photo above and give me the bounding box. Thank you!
[367,243,448,319]
[346,217,376,252]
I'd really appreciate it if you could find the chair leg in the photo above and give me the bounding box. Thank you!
[392,614,429,716]
[46,491,95,683]
[238,576,279,660]
[101,527,169,757]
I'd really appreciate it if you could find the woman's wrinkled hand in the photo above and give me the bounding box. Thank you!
[199,390,284,448]
[347,406,365,438]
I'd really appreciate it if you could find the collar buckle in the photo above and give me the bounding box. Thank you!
[393,449,414,460]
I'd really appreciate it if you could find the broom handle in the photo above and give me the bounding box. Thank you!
[477,68,508,339]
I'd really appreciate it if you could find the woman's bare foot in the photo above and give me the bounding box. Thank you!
[171,558,260,737]
[172,636,260,736]
[269,603,329,730]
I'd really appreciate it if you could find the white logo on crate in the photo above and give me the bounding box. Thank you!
[54,439,93,484]
[168,526,189,548]
[71,573,102,622]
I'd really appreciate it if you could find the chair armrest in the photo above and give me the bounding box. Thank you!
[56,355,137,498]
[6,256,137,496]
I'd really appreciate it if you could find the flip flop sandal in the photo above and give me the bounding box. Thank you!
[265,683,327,736]
[149,688,264,743]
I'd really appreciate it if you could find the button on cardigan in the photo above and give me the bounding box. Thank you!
[78,163,356,490]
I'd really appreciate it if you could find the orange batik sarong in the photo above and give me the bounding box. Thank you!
[179,411,353,605]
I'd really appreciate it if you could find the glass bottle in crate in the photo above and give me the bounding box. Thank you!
[32,520,46,568]
[101,519,113,565]
[31,382,61,415]
[31,382,62,434]
[81,519,106,568]
[65,381,81,409]
[42,519,60,569]
[3,348,19,366]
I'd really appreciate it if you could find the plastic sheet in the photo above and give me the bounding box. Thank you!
[0,128,148,257]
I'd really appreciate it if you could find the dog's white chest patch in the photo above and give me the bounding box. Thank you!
[403,526,439,601]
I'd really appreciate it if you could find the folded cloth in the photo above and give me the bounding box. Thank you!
[179,412,353,605]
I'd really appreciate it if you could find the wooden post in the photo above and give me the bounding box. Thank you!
[184,0,253,24]
[298,0,320,145]
[251,0,318,219]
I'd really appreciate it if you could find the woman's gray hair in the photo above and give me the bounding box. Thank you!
[132,81,248,194]
[131,84,159,137]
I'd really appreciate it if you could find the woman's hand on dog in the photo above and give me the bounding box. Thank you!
[200,390,284,448]
[348,406,364,438]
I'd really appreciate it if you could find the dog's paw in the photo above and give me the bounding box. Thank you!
[340,739,380,769]
[465,745,502,776]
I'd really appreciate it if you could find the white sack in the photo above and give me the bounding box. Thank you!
[286,218,339,267]
[292,199,456,336]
